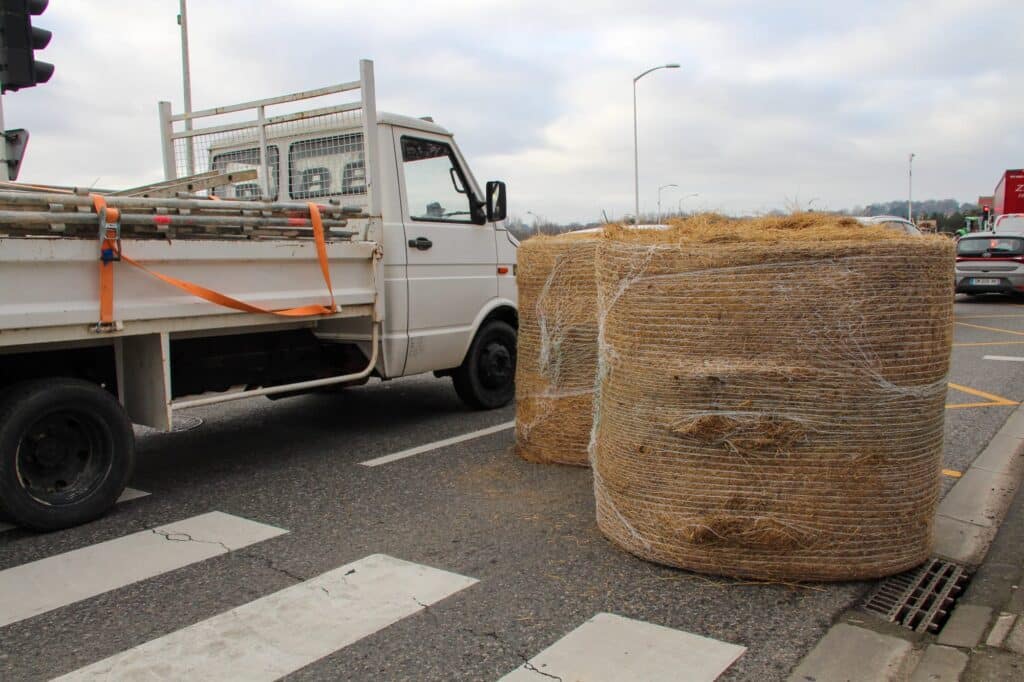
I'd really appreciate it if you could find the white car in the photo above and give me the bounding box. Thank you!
[856,215,923,235]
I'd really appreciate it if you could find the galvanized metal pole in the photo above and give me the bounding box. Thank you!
[657,183,677,225]
[0,95,7,179]
[178,0,195,176]
[908,153,915,222]
[633,80,639,226]
[632,64,679,226]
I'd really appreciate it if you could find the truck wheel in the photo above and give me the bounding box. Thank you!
[452,320,516,410]
[0,378,135,531]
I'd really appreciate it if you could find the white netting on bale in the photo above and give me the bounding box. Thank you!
[515,232,601,466]
[590,214,955,582]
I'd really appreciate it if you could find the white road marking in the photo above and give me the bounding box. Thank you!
[0,511,286,628]
[359,420,515,467]
[0,487,150,534]
[55,553,478,681]
[499,612,746,682]
[983,355,1024,362]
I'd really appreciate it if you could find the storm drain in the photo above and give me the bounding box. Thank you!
[170,415,204,433]
[861,558,971,633]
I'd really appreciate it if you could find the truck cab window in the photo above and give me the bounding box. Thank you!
[210,146,279,200]
[289,134,366,199]
[401,137,473,222]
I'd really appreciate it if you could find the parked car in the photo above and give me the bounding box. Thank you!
[955,232,1024,295]
[856,215,922,235]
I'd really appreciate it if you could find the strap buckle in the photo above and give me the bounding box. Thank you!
[98,207,122,263]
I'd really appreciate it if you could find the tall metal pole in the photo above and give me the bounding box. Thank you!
[0,95,7,178]
[633,82,639,225]
[908,153,915,222]
[657,183,677,225]
[633,63,679,226]
[677,192,699,215]
[178,0,195,176]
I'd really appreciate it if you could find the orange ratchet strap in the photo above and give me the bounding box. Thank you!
[91,196,338,323]
[93,195,120,326]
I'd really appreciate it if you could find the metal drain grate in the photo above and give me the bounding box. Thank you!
[861,558,971,633]
[170,415,204,433]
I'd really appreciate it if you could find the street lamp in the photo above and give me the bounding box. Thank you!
[526,210,540,235]
[807,197,820,212]
[677,192,699,215]
[656,183,678,225]
[908,153,915,222]
[633,63,680,225]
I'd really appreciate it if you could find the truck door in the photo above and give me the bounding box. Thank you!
[392,128,498,375]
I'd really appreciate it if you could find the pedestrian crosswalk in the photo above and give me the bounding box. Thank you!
[1,508,746,680]
[55,554,478,681]
[499,612,747,682]
[0,511,286,627]
[0,487,150,533]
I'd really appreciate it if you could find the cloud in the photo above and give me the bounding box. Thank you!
[6,0,1022,220]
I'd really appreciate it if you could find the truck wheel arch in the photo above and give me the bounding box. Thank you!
[461,299,517,365]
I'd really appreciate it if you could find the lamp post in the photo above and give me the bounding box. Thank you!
[677,192,699,215]
[633,63,680,225]
[807,197,820,212]
[656,183,678,225]
[178,0,195,176]
[526,210,540,235]
[908,153,915,222]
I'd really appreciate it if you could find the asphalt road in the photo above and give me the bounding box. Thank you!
[3,295,1024,681]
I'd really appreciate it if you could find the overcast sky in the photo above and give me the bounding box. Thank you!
[6,0,1022,222]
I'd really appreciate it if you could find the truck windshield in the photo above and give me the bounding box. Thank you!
[957,237,1024,256]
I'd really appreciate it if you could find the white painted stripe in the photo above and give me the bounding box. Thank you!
[0,488,150,533]
[983,355,1024,362]
[0,511,286,628]
[56,553,477,681]
[360,420,515,467]
[499,612,746,682]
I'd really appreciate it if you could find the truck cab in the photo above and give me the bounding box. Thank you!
[202,111,518,390]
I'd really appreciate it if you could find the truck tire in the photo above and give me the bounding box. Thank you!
[452,320,516,410]
[0,378,135,531]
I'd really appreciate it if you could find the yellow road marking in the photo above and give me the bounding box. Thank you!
[946,382,1019,409]
[942,469,963,478]
[956,321,1024,337]
[954,340,1024,348]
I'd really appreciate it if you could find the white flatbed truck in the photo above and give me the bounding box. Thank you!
[0,60,519,530]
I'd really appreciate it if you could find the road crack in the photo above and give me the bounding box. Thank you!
[460,627,562,681]
[151,528,232,553]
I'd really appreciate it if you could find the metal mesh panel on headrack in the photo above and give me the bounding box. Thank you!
[164,84,368,206]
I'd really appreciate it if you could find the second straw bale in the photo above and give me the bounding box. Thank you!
[514,232,600,466]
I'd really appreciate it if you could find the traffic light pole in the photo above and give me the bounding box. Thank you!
[0,95,7,174]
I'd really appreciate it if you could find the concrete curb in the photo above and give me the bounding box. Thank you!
[934,400,1024,566]
[787,400,1024,681]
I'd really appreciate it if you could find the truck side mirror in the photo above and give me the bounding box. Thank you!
[486,181,507,223]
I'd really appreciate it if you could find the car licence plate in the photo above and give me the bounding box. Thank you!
[972,278,1001,285]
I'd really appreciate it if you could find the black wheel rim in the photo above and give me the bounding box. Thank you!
[15,409,113,506]
[478,340,513,390]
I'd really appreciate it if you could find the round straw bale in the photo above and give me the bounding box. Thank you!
[515,232,601,466]
[591,214,955,581]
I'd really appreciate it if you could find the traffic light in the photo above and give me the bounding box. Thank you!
[982,206,991,226]
[0,0,53,93]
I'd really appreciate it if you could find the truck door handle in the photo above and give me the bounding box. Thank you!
[408,237,433,250]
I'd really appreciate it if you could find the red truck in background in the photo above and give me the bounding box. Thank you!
[995,169,1024,215]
